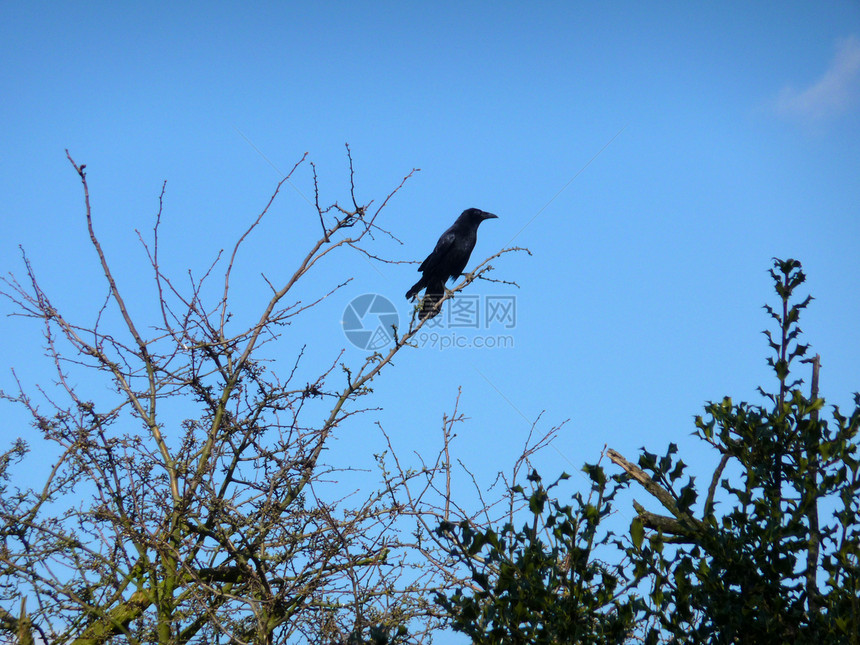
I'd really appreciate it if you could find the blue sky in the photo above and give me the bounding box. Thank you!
[2,1,859,635]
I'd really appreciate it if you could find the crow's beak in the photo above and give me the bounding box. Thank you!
[482,211,498,219]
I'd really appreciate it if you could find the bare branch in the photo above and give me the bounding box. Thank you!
[0,148,526,644]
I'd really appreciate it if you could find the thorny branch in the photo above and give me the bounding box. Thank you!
[0,149,532,644]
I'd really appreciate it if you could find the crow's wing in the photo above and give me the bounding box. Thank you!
[417,229,457,274]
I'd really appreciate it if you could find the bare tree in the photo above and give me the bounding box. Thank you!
[0,149,534,644]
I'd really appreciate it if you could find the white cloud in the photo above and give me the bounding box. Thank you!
[775,35,860,121]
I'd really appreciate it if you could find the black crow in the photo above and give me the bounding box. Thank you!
[405,208,498,319]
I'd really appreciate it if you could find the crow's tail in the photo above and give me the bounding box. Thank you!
[405,277,426,300]
[419,280,445,320]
